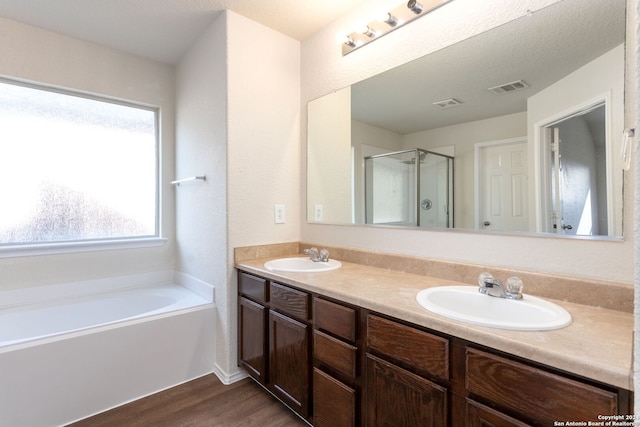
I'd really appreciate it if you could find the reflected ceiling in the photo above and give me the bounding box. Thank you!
[352,0,624,134]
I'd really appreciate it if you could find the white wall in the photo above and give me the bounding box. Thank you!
[225,11,301,380]
[308,87,352,223]
[0,17,175,290]
[175,11,228,378]
[301,0,635,284]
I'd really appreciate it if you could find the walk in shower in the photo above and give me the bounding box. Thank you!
[365,149,454,228]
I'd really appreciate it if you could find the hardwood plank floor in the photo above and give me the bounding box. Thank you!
[68,374,308,427]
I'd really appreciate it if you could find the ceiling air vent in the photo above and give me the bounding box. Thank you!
[488,80,529,95]
[432,98,462,109]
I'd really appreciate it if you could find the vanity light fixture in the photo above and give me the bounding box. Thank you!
[342,0,453,55]
[407,0,424,14]
[380,12,398,27]
[362,25,377,38]
[344,36,357,48]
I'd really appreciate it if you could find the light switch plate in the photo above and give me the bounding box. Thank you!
[314,204,323,221]
[274,204,285,224]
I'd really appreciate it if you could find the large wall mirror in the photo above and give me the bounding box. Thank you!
[307,0,626,238]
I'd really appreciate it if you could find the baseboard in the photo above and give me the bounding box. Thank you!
[213,363,249,385]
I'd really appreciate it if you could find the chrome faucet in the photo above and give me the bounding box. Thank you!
[304,247,330,262]
[478,273,523,300]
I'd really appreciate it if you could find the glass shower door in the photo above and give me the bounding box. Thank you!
[418,152,454,228]
[365,150,417,226]
[365,149,454,228]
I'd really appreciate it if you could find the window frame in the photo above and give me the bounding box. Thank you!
[0,77,165,257]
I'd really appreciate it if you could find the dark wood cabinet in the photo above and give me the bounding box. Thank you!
[465,348,620,425]
[312,297,360,427]
[237,271,312,421]
[238,296,267,382]
[237,269,632,426]
[366,314,449,380]
[269,309,310,417]
[365,353,447,426]
[463,398,531,427]
[364,314,448,427]
[313,367,356,427]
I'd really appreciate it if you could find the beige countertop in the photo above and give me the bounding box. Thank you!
[236,256,634,391]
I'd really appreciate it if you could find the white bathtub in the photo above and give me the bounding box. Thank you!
[0,272,216,427]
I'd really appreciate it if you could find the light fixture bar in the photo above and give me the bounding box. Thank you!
[342,0,453,56]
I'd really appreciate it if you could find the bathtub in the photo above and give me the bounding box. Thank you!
[0,271,216,427]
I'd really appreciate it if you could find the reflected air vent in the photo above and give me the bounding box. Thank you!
[432,98,462,109]
[488,80,529,95]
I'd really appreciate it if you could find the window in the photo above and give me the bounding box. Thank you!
[0,79,159,247]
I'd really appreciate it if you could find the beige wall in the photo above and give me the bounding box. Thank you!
[0,17,176,290]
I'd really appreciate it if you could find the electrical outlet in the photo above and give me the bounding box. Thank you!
[274,204,286,224]
[314,204,323,221]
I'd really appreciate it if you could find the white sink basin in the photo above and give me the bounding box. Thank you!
[264,257,342,273]
[416,286,571,331]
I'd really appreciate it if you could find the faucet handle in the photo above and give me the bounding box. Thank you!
[506,276,524,299]
[319,248,329,262]
[478,272,493,287]
[304,247,320,261]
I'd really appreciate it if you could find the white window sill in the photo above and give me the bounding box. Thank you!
[0,237,168,258]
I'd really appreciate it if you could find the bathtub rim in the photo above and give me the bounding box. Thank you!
[0,270,215,353]
[0,270,213,309]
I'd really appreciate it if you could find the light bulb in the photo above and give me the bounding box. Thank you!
[344,35,357,47]
[407,0,423,14]
[378,12,398,27]
[361,25,376,38]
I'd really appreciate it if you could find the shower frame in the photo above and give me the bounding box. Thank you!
[364,148,454,227]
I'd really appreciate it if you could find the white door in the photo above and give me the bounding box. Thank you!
[478,141,529,232]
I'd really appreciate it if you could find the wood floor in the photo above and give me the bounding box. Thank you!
[68,374,308,427]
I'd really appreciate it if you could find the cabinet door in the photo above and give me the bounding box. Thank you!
[465,399,531,427]
[269,309,310,418]
[365,354,446,427]
[313,368,356,427]
[465,348,618,423]
[238,296,267,383]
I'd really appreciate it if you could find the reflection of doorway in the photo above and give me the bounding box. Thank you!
[540,102,607,235]
[475,138,528,232]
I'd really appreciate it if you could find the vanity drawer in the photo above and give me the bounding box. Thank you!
[238,272,267,304]
[313,368,356,427]
[314,330,357,378]
[366,314,449,380]
[465,348,618,423]
[314,297,357,343]
[270,282,310,321]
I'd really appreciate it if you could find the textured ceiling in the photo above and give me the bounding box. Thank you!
[0,0,371,64]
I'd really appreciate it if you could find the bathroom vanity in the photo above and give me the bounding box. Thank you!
[236,249,633,426]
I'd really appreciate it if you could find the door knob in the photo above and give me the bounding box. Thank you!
[483,221,491,226]
[562,224,573,230]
